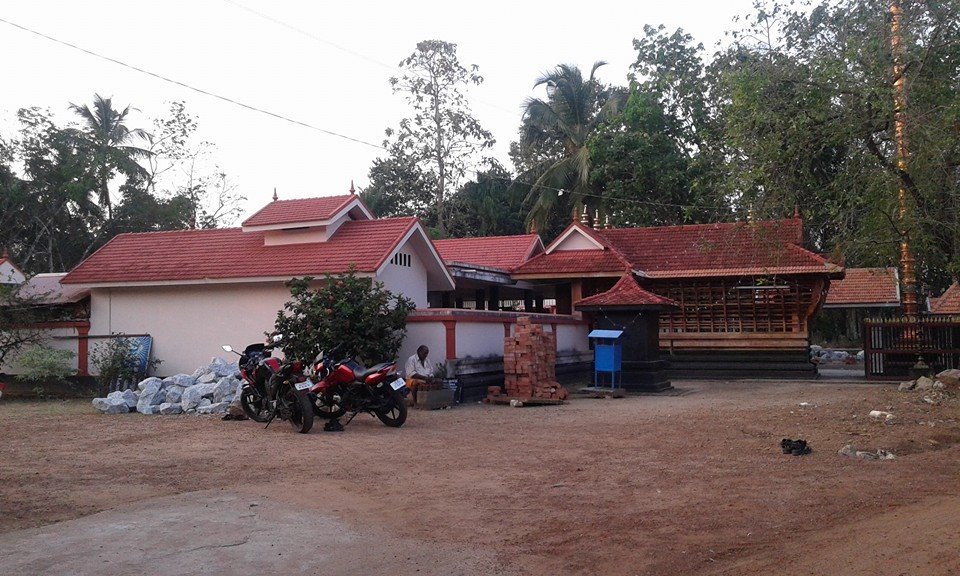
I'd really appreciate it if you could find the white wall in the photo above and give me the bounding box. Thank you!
[1,261,26,284]
[89,282,295,375]
[378,244,428,308]
[553,231,601,251]
[0,327,81,374]
[398,316,590,374]
[398,322,448,376]
[556,323,590,352]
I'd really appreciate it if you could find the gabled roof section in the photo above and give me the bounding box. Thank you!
[62,218,421,287]
[545,222,608,254]
[0,252,27,284]
[241,194,372,231]
[825,267,900,307]
[597,219,841,279]
[575,273,676,310]
[432,234,543,272]
[930,282,960,314]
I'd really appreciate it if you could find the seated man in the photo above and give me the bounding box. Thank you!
[405,345,438,403]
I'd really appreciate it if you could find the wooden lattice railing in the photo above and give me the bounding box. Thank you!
[863,315,960,379]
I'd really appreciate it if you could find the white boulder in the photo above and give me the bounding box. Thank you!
[181,382,217,410]
[159,402,184,415]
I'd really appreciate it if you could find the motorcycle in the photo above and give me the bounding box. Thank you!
[221,337,314,434]
[308,350,408,428]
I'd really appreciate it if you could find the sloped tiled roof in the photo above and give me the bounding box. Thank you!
[432,234,542,271]
[575,274,676,309]
[930,283,960,314]
[18,273,89,304]
[241,195,356,227]
[511,249,630,277]
[825,267,900,307]
[515,219,840,279]
[62,218,418,285]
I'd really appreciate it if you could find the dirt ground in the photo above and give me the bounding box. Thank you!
[1,379,958,576]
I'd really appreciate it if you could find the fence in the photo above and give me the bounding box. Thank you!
[863,315,960,379]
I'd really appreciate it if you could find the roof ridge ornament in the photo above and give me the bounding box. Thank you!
[272,187,278,202]
[350,180,356,194]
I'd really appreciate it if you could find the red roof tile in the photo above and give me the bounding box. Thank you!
[62,218,418,285]
[511,249,630,277]
[241,195,356,227]
[825,268,900,306]
[930,282,960,314]
[597,219,836,278]
[432,234,542,271]
[575,274,676,309]
[515,219,838,279]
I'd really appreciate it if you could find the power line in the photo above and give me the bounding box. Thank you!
[0,16,730,216]
[219,0,524,118]
[0,16,386,151]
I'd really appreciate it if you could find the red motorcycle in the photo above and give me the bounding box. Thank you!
[222,338,314,434]
[307,351,408,428]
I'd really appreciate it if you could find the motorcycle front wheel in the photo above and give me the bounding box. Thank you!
[282,388,314,434]
[311,391,346,419]
[374,389,407,428]
[240,386,270,422]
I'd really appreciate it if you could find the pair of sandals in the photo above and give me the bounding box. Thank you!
[781,438,812,456]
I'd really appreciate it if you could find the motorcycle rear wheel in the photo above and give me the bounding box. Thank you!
[240,386,270,422]
[374,389,407,428]
[283,389,314,434]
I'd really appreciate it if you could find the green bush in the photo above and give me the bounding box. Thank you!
[17,345,76,384]
[90,335,161,394]
[275,268,416,365]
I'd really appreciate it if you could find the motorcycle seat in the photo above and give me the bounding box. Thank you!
[355,362,393,381]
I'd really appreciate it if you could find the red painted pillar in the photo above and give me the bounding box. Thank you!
[442,320,457,360]
[503,322,511,338]
[77,323,90,376]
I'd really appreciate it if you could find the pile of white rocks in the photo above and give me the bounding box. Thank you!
[897,368,959,405]
[92,357,243,416]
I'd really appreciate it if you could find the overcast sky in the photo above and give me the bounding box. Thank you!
[0,0,757,221]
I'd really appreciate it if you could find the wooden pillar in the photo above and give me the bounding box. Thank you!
[523,290,534,313]
[455,298,464,309]
[570,280,583,318]
[475,289,486,310]
[442,320,457,360]
[77,323,90,376]
[535,295,544,313]
[488,286,500,311]
[440,292,451,308]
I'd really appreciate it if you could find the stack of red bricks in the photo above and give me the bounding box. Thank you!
[490,316,569,402]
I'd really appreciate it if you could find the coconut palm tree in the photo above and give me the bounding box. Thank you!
[69,94,151,220]
[519,62,625,231]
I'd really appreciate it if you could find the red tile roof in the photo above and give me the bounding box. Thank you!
[61,218,418,285]
[575,274,676,309]
[432,234,542,271]
[241,195,356,227]
[515,219,840,279]
[930,282,960,314]
[511,249,630,277]
[825,267,900,307]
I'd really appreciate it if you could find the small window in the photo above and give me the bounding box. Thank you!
[390,252,412,267]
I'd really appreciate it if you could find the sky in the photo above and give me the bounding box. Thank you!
[0,0,758,221]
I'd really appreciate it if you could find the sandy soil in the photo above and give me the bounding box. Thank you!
[0,380,958,575]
